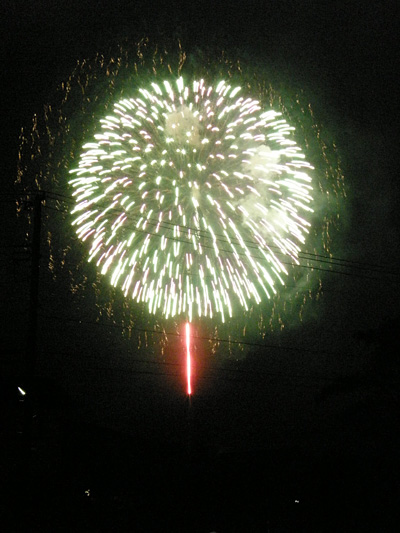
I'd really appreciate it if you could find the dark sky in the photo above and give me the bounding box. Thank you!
[1,0,399,455]
[2,1,399,147]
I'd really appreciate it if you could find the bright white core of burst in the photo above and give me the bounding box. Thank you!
[69,77,314,322]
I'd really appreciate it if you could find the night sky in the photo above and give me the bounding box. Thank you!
[1,1,400,531]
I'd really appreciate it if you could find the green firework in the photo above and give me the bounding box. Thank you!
[69,77,314,322]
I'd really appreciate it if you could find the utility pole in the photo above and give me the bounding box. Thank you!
[22,191,44,465]
[27,192,44,374]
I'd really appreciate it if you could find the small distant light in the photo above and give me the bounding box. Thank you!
[295,499,300,504]
[85,489,90,497]
[18,387,26,396]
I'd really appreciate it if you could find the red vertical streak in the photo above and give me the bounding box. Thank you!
[186,322,192,396]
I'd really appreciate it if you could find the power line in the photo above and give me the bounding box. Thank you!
[40,202,400,283]
[38,348,400,389]
[36,260,359,296]
[4,189,400,283]
[5,188,400,277]
[38,311,344,356]
[44,190,400,276]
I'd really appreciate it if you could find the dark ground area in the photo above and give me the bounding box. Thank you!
[1,374,399,532]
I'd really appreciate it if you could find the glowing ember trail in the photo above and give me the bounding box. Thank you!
[186,322,192,396]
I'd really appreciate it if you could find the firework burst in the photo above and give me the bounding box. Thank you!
[69,77,314,322]
[16,42,344,351]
